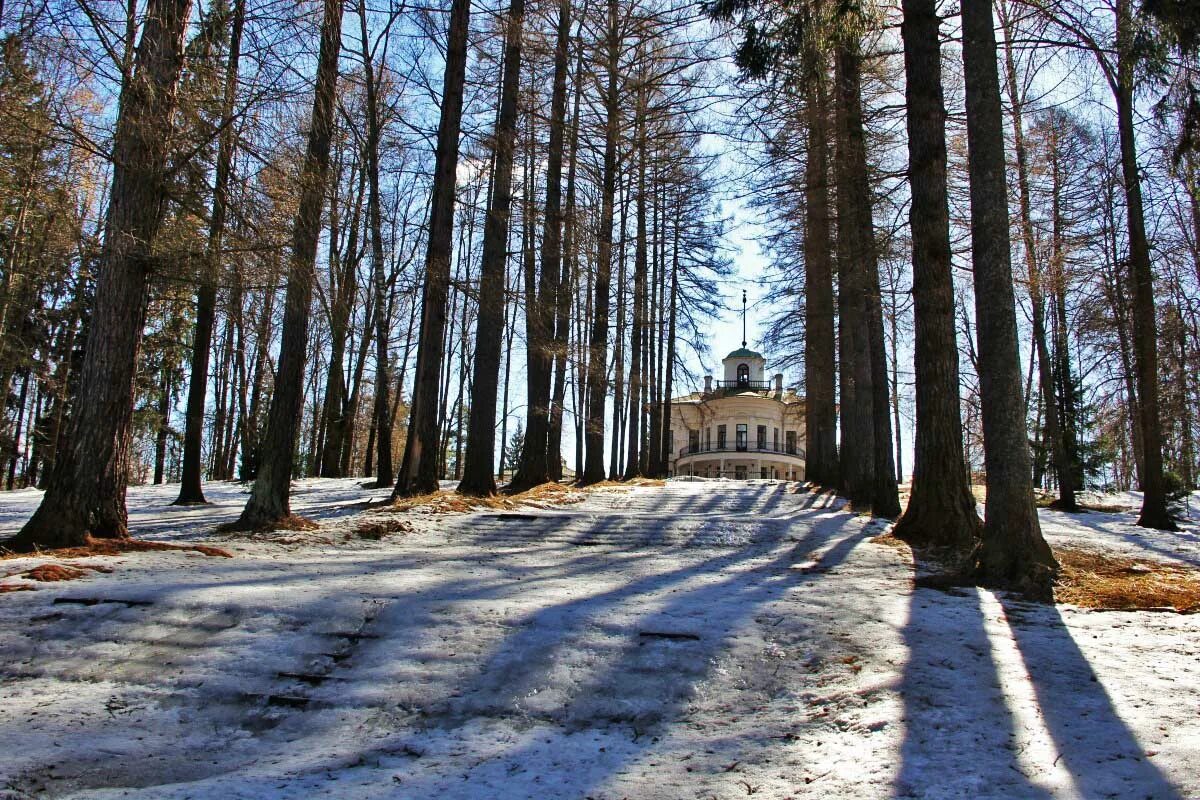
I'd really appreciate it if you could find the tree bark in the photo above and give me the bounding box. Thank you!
[581,0,619,485]
[8,0,193,550]
[623,113,648,480]
[458,0,524,495]
[357,0,393,487]
[893,0,981,552]
[1115,0,1176,530]
[961,0,1057,597]
[394,0,470,496]
[176,0,245,505]
[803,64,838,488]
[832,38,876,510]
[512,0,570,491]
[233,0,344,528]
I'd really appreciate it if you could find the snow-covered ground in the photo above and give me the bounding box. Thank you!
[1,479,1198,799]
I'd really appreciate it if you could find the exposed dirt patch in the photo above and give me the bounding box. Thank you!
[1054,546,1200,614]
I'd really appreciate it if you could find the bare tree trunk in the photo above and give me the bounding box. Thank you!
[582,0,619,485]
[803,60,838,487]
[513,0,570,490]
[358,0,394,487]
[9,0,193,550]
[1115,0,1175,530]
[833,38,876,510]
[460,10,526,491]
[961,0,1057,597]
[893,0,981,552]
[233,0,344,528]
[176,0,245,505]
[394,0,470,495]
[624,113,647,480]
[548,9,584,481]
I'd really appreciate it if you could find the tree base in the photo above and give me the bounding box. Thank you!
[171,498,211,507]
[1136,511,1179,532]
[1047,498,1080,513]
[217,513,318,534]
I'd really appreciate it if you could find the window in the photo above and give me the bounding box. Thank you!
[737,363,750,385]
[761,467,769,479]
[706,427,711,449]
[786,430,797,455]
[669,429,675,455]
[773,428,779,451]
[688,429,699,453]
[717,425,727,449]
[735,465,747,480]
[736,423,748,451]
[757,425,767,450]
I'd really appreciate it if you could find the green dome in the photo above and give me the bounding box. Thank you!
[725,347,763,360]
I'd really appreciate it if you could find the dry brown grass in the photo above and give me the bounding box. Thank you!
[870,532,914,557]
[387,491,510,514]
[215,514,319,535]
[386,482,588,515]
[0,537,233,561]
[1053,547,1200,613]
[1,561,115,593]
[351,519,413,540]
[870,533,1200,613]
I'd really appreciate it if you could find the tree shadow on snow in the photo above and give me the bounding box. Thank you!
[896,585,1182,799]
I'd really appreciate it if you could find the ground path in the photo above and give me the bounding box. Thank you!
[1,479,1197,799]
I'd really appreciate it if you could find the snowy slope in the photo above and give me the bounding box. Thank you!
[0,479,1197,799]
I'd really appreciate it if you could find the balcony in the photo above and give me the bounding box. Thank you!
[711,379,775,393]
[677,443,806,460]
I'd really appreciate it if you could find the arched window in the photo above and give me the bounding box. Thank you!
[737,363,749,385]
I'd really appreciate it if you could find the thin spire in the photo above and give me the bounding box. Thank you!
[741,289,747,347]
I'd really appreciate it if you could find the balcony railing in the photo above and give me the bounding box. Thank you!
[678,444,805,460]
[712,379,775,391]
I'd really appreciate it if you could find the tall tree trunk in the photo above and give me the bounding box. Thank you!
[803,63,838,487]
[999,0,1070,509]
[832,37,876,510]
[9,0,193,550]
[961,0,1057,597]
[394,0,470,496]
[623,114,647,480]
[659,207,679,472]
[153,363,172,485]
[176,0,245,505]
[548,9,584,482]
[1115,0,1175,530]
[582,0,619,485]
[233,0,344,528]
[893,0,981,552]
[513,0,571,490]
[359,0,394,487]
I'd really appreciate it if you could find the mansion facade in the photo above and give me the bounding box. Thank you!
[667,347,806,480]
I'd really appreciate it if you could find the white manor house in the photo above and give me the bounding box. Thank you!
[668,344,806,480]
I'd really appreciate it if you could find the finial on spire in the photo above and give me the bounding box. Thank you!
[742,289,747,348]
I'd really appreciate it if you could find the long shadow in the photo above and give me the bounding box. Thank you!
[895,587,1055,799]
[4,483,863,797]
[322,499,872,796]
[1000,599,1184,800]
[896,584,1185,800]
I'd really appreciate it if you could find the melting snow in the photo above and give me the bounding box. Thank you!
[0,479,1197,798]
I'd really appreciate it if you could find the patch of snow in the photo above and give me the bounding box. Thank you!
[0,478,1196,798]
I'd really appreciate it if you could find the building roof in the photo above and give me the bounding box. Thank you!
[724,347,764,360]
